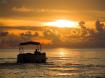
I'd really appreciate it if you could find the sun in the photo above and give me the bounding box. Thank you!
[44,19,78,28]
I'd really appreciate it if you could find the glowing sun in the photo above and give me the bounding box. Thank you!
[44,20,78,28]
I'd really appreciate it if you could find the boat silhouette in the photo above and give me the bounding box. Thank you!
[17,41,47,63]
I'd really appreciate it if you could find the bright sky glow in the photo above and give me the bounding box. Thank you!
[44,20,78,28]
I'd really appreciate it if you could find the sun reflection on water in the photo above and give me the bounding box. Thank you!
[56,48,69,57]
[47,48,80,58]
[59,51,65,57]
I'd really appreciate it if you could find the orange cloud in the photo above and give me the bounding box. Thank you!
[32,38,52,45]
[12,6,34,12]
[0,19,42,26]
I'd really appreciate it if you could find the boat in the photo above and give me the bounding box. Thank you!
[17,41,47,63]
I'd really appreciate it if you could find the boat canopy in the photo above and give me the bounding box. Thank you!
[19,41,40,46]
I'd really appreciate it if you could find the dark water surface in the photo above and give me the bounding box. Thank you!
[0,48,105,78]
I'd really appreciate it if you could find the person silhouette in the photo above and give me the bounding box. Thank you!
[34,49,41,55]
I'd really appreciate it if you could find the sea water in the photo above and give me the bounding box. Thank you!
[0,48,105,78]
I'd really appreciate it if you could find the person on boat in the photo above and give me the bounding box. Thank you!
[34,49,41,55]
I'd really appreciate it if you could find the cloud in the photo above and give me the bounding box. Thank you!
[12,6,70,13]
[12,6,34,13]
[0,0,8,4]
[0,0,105,25]
[1,0,105,11]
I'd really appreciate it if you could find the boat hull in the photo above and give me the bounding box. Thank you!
[17,53,47,63]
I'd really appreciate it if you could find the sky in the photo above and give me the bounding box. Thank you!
[0,0,105,26]
[0,0,105,48]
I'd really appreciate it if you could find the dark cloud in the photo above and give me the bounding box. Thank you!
[0,0,105,10]
[0,26,44,31]
[1,26,105,48]
[0,0,105,18]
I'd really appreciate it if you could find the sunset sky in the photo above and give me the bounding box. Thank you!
[0,0,105,27]
[0,0,105,48]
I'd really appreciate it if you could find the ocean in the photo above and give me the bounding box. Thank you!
[0,48,105,78]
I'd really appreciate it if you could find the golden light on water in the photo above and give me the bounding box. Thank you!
[47,48,81,58]
[44,19,78,28]
[59,51,66,57]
